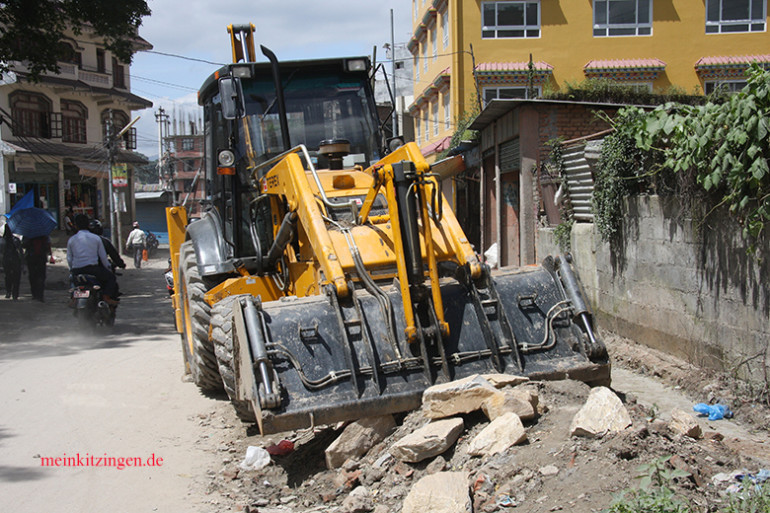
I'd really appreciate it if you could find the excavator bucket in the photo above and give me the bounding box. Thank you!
[224,254,609,434]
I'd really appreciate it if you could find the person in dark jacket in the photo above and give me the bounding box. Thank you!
[23,233,52,302]
[89,219,125,298]
[3,225,22,300]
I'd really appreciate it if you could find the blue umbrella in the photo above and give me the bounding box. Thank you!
[6,207,58,238]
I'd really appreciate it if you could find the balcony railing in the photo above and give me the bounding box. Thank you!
[12,61,116,89]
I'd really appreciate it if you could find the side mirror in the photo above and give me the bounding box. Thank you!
[219,77,245,120]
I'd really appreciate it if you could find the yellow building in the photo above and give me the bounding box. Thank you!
[409,0,770,158]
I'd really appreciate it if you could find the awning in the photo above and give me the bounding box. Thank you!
[421,135,452,157]
[584,58,666,80]
[695,54,770,79]
[135,191,168,201]
[474,61,554,86]
[73,160,108,179]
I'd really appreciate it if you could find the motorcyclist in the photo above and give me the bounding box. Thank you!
[67,214,119,305]
[88,219,126,272]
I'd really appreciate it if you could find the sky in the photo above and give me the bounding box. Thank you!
[130,0,414,158]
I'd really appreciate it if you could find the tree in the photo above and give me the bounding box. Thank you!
[0,0,151,80]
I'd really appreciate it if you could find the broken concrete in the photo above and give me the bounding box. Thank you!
[670,408,702,439]
[325,415,397,469]
[569,386,632,438]
[391,417,464,463]
[481,387,539,421]
[467,411,527,456]
[422,375,499,419]
[341,486,374,513]
[401,472,471,513]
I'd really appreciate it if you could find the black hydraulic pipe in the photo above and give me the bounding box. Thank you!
[260,45,291,151]
[241,297,275,402]
[557,254,598,347]
[265,211,297,268]
[392,161,423,286]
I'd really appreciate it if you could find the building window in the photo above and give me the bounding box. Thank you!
[96,49,106,73]
[432,101,439,136]
[112,57,125,88]
[414,54,420,81]
[423,111,429,143]
[593,0,652,37]
[443,92,451,130]
[441,9,449,48]
[482,86,539,106]
[705,79,748,94]
[182,138,194,151]
[61,100,87,144]
[706,0,766,33]
[10,91,54,139]
[416,115,421,142]
[482,1,540,39]
[58,42,82,68]
[422,41,427,74]
[431,25,437,62]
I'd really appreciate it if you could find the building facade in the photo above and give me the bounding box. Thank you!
[0,25,152,241]
[409,0,770,159]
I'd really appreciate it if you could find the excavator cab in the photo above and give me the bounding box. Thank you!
[166,24,610,434]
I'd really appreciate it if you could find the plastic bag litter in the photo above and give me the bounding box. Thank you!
[693,403,733,421]
[239,446,271,471]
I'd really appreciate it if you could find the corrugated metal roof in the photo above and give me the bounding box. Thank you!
[696,54,770,67]
[584,58,665,70]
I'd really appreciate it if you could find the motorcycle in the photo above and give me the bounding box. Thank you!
[70,273,116,327]
[145,231,159,259]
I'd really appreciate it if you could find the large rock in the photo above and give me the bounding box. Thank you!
[481,387,539,421]
[391,417,464,463]
[466,412,527,456]
[341,486,374,513]
[481,373,529,388]
[422,375,499,419]
[325,415,397,469]
[569,386,632,438]
[402,472,471,513]
[669,408,702,439]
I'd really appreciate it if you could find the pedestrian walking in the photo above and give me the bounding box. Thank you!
[126,221,146,269]
[2,225,22,300]
[23,234,51,302]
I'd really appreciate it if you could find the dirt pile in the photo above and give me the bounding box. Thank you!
[197,367,767,513]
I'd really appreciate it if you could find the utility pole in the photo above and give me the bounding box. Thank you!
[107,110,118,249]
[390,8,398,137]
[155,107,169,187]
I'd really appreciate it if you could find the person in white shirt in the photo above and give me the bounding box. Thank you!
[67,214,118,303]
[126,221,147,268]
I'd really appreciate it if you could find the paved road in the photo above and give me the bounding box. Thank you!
[0,248,224,512]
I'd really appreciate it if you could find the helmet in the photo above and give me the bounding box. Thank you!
[88,219,103,235]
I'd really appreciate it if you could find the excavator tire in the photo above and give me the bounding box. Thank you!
[210,294,255,421]
[179,241,223,393]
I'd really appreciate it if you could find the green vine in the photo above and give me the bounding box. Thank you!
[593,64,770,245]
[546,138,573,251]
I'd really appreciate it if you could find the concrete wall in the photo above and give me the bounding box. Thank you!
[538,195,769,381]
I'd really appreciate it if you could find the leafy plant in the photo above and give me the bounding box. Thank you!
[723,482,770,513]
[604,455,693,513]
[553,219,573,252]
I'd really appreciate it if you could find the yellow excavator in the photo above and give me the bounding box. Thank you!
[166,24,609,434]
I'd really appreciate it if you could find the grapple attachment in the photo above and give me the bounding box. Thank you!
[227,254,609,434]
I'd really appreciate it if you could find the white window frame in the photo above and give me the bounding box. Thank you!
[593,0,652,37]
[432,101,439,136]
[704,79,748,95]
[481,1,541,39]
[423,111,429,143]
[422,41,427,74]
[482,86,540,106]
[431,25,437,62]
[443,92,451,130]
[414,54,419,81]
[441,8,449,49]
[706,0,766,34]
[416,115,421,143]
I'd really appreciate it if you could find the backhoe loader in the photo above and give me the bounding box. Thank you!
[166,24,609,434]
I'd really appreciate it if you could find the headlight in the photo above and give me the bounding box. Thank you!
[218,150,236,167]
[346,59,367,72]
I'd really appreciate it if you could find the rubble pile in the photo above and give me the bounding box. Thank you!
[202,374,760,513]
